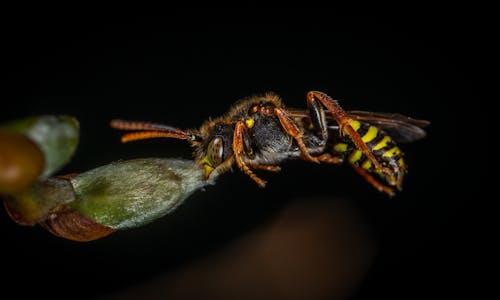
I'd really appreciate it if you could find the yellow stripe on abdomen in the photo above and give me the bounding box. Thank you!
[362,126,378,143]
[383,146,401,157]
[349,120,361,131]
[333,143,348,152]
[372,135,391,151]
[398,157,406,169]
[348,150,363,163]
[361,159,372,170]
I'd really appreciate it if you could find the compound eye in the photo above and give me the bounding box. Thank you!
[206,137,224,167]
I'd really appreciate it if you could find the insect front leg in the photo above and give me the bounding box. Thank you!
[233,121,267,187]
[306,91,394,178]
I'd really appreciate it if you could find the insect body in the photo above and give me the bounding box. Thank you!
[111,91,429,196]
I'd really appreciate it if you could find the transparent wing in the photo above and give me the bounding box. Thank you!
[288,108,430,144]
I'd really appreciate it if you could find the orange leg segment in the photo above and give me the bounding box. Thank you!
[351,164,395,197]
[248,164,281,172]
[233,121,267,187]
[316,153,343,164]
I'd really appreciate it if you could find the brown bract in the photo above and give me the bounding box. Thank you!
[41,206,116,242]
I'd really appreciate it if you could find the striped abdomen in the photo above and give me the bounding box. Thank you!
[331,120,406,189]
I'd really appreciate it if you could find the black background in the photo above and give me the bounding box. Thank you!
[1,8,488,300]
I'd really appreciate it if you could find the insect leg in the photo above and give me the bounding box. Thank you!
[233,121,267,187]
[307,91,393,177]
[316,153,343,164]
[270,108,320,163]
[248,164,281,172]
[351,164,395,197]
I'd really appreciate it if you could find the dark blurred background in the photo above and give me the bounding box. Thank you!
[1,8,488,300]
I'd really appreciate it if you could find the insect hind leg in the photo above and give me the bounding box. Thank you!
[306,91,394,179]
[351,164,395,197]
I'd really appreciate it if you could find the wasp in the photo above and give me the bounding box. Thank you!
[111,91,429,196]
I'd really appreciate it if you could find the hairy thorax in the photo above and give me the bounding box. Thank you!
[244,113,326,165]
